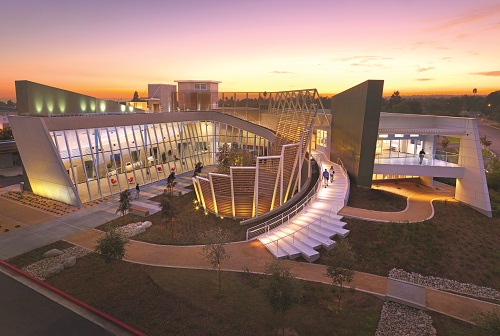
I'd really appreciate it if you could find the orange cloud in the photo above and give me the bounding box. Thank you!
[471,71,500,76]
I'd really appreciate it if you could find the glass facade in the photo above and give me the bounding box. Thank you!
[375,134,424,158]
[50,120,269,203]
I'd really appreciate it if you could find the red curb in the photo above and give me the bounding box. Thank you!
[0,259,145,336]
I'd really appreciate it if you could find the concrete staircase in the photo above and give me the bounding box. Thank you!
[256,159,350,262]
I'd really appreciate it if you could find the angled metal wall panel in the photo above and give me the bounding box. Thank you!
[198,177,215,214]
[330,80,384,187]
[230,167,256,219]
[281,144,300,203]
[256,156,281,215]
[210,173,232,218]
[9,117,81,206]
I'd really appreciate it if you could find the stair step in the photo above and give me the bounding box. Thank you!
[293,231,322,249]
[306,231,335,249]
[282,237,320,262]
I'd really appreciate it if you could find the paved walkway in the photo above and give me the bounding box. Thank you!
[339,181,456,222]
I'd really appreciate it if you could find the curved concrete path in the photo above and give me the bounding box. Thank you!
[65,229,499,323]
[339,181,456,222]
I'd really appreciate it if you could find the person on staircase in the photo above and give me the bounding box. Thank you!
[322,169,330,188]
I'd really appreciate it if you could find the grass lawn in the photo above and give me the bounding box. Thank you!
[98,192,248,244]
[341,200,500,290]
[44,253,383,336]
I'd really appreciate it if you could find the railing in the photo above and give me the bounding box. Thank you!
[263,200,344,254]
[374,153,461,167]
[336,157,350,206]
[246,156,323,240]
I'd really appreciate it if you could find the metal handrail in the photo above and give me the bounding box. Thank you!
[246,156,323,240]
[262,200,344,254]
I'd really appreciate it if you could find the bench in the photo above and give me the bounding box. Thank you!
[130,205,150,217]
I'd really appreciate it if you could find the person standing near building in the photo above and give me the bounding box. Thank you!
[135,183,140,199]
[419,149,426,165]
[322,169,330,188]
[329,166,335,183]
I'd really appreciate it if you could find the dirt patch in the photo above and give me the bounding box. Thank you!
[98,193,247,244]
[340,201,500,290]
[347,182,408,211]
[46,254,383,336]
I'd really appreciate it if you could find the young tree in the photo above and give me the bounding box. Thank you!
[199,228,231,293]
[264,260,302,335]
[116,190,132,217]
[325,238,358,310]
[480,135,492,150]
[160,195,176,238]
[94,229,129,263]
[439,136,450,152]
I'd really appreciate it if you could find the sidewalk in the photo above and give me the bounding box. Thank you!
[339,181,456,222]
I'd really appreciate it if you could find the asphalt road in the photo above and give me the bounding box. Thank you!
[0,270,114,336]
[477,118,500,156]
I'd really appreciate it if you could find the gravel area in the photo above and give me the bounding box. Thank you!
[389,268,500,301]
[375,301,436,336]
[116,221,152,238]
[22,246,91,280]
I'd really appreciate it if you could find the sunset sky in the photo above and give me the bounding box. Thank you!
[1,0,499,101]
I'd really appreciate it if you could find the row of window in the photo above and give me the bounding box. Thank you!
[50,121,270,203]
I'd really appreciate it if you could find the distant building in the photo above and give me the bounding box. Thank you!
[147,84,177,113]
[174,80,221,111]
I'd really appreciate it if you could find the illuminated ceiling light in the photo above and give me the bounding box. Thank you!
[395,134,404,138]
[410,134,419,137]
[378,134,388,138]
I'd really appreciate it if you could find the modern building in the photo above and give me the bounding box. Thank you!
[8,79,491,217]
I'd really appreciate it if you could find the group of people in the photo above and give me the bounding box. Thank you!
[322,166,335,188]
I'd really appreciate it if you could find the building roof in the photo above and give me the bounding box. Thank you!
[174,80,221,83]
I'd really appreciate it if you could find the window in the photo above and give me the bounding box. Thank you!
[194,83,207,91]
[316,130,327,147]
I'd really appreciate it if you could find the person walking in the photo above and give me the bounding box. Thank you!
[329,166,335,183]
[322,169,330,188]
[135,183,140,199]
[419,149,426,165]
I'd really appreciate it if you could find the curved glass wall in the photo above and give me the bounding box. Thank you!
[50,120,270,203]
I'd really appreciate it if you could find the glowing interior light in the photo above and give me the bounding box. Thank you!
[35,98,43,113]
[395,134,404,138]
[100,100,106,112]
[121,105,126,112]
[58,98,66,113]
[90,100,96,112]
[128,106,134,112]
[410,134,419,137]
[46,99,54,113]
[379,134,388,138]
[80,100,87,111]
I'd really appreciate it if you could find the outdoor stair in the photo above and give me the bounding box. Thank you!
[256,155,350,262]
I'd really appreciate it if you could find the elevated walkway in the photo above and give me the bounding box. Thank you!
[254,153,350,262]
